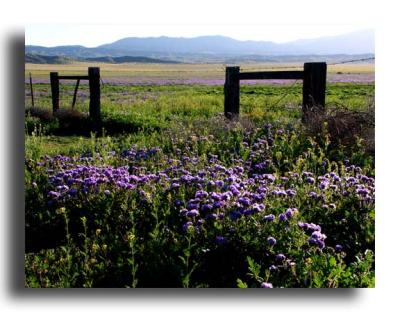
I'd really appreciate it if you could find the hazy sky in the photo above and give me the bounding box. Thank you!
[25,24,369,47]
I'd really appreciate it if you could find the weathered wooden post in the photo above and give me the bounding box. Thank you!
[224,66,240,119]
[88,67,101,120]
[302,62,327,118]
[50,72,59,113]
[29,72,35,107]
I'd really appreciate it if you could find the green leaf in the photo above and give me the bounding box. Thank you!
[178,256,186,265]
[246,256,261,278]
[237,278,248,288]
[329,256,337,268]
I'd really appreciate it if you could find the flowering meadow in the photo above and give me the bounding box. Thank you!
[25,113,374,288]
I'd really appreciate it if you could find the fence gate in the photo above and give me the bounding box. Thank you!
[50,67,101,120]
[224,62,327,120]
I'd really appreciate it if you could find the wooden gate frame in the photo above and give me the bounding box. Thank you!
[224,62,327,120]
[50,67,101,120]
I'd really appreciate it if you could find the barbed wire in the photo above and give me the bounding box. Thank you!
[269,79,301,107]
[327,57,375,66]
[250,64,304,71]
[223,56,375,72]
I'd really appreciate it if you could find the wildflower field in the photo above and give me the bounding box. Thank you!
[24,62,375,288]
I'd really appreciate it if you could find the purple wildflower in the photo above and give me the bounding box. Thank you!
[187,202,200,210]
[229,185,241,196]
[267,237,277,246]
[335,244,343,253]
[319,181,329,190]
[261,282,273,288]
[195,190,208,199]
[238,197,252,207]
[216,236,227,245]
[187,209,199,217]
[171,182,180,189]
[206,213,218,220]
[263,214,275,222]
[68,188,78,196]
[229,211,242,221]
[285,208,297,219]
[48,191,60,199]
[183,221,193,232]
[201,203,213,211]
[175,200,184,207]
[306,177,315,184]
[179,209,188,216]
[211,192,222,201]
[213,201,225,209]
[275,254,286,262]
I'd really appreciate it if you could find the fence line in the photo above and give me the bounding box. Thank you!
[327,57,375,66]
[227,56,375,72]
[224,62,327,120]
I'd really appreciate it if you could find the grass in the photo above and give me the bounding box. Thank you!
[26,82,374,121]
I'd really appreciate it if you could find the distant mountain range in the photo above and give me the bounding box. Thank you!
[25,54,181,64]
[25,30,374,63]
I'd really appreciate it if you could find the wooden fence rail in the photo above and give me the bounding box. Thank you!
[239,71,304,80]
[224,62,327,120]
[50,67,101,120]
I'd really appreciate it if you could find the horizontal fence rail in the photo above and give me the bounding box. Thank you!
[238,71,304,80]
[57,75,90,80]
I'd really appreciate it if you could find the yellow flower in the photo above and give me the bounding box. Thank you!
[91,243,100,253]
[127,233,135,242]
[56,207,66,215]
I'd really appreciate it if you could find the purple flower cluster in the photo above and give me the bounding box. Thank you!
[35,134,374,270]
[308,231,327,249]
[121,145,161,160]
[48,165,138,198]
[298,222,327,249]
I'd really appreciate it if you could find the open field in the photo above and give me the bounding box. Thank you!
[25,62,375,288]
[25,62,375,85]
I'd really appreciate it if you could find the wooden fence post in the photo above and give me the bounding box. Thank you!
[50,72,59,113]
[302,62,327,118]
[29,72,35,107]
[224,66,240,119]
[88,67,101,120]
